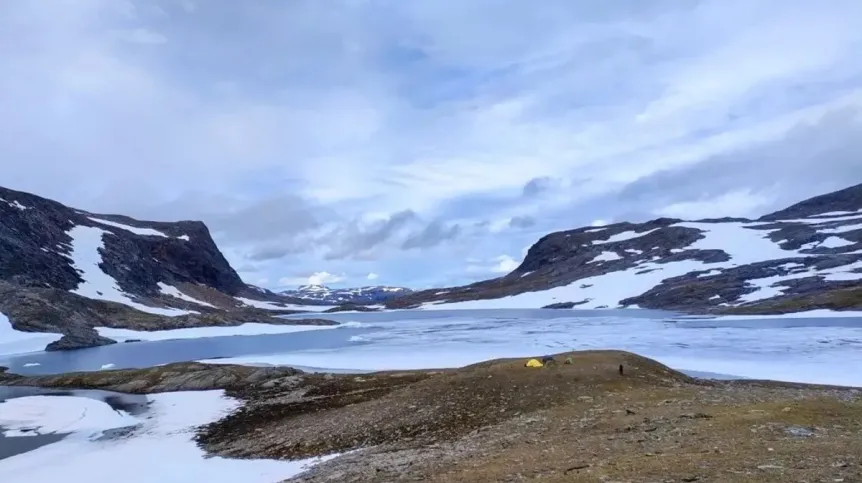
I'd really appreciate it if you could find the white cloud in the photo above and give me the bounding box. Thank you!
[654,190,776,220]
[366,272,379,281]
[278,271,346,287]
[466,254,521,276]
[492,255,520,273]
[2,1,861,288]
[112,28,167,45]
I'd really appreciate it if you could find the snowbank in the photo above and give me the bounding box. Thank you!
[235,297,335,312]
[157,282,217,308]
[67,225,196,317]
[710,309,862,320]
[96,322,338,342]
[0,395,136,438]
[0,391,340,482]
[0,312,62,356]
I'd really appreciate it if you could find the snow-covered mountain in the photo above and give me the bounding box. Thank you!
[0,185,335,351]
[390,183,862,314]
[278,284,412,305]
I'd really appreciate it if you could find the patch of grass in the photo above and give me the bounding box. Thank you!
[723,286,862,314]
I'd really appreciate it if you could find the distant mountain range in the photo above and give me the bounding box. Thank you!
[390,183,862,314]
[277,284,412,305]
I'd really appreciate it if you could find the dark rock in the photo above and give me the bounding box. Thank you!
[45,330,118,351]
[324,303,381,313]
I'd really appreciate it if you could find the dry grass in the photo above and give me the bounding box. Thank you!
[191,351,862,482]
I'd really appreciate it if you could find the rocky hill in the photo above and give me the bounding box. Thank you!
[278,284,412,305]
[0,186,336,351]
[388,183,862,313]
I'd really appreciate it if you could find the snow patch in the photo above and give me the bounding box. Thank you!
[236,297,335,312]
[593,251,622,262]
[819,236,856,248]
[157,282,217,308]
[87,217,169,237]
[0,396,136,438]
[594,228,659,244]
[0,197,29,210]
[0,391,340,482]
[0,312,63,356]
[66,226,195,316]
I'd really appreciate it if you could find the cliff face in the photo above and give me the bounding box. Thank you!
[388,183,862,313]
[0,186,244,296]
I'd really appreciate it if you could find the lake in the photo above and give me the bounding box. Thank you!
[2,309,862,386]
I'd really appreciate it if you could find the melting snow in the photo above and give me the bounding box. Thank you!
[88,217,169,237]
[0,391,339,482]
[96,323,338,343]
[820,221,862,234]
[157,283,217,308]
[594,228,659,244]
[819,236,856,248]
[0,197,28,210]
[593,251,622,262]
[0,312,63,356]
[236,297,335,312]
[0,396,136,438]
[66,226,195,316]
[821,260,862,281]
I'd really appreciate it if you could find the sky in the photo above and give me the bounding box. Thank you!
[2,0,862,290]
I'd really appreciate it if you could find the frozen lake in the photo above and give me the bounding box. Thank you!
[3,309,862,386]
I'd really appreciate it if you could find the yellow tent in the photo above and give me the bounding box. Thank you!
[525,358,544,368]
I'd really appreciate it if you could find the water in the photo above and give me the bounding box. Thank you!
[0,326,372,375]
[1,309,861,386]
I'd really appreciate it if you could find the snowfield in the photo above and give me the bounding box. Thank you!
[0,391,339,482]
[235,296,335,312]
[157,282,217,308]
[424,218,862,310]
[66,225,196,316]
[0,312,62,356]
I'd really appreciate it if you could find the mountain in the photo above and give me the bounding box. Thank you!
[388,183,862,314]
[277,284,412,305]
[0,186,335,351]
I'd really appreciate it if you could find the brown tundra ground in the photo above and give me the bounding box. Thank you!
[4,351,861,482]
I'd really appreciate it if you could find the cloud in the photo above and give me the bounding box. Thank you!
[113,28,167,44]
[278,271,346,287]
[508,215,536,229]
[619,108,862,219]
[366,272,379,281]
[492,255,520,273]
[401,220,462,250]
[2,0,862,288]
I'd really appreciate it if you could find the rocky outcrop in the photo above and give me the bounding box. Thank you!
[388,183,862,313]
[0,361,303,393]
